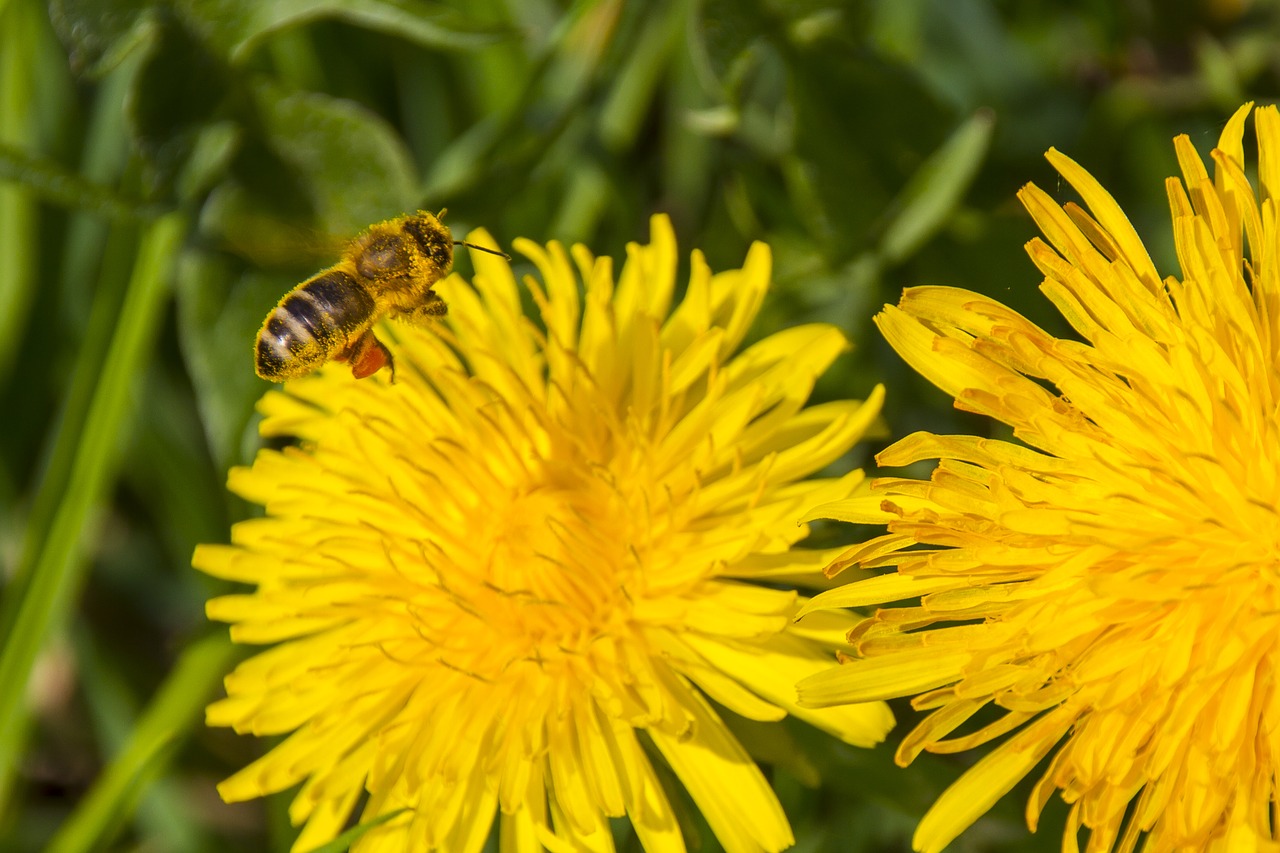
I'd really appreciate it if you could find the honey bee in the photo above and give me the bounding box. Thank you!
[254,209,506,382]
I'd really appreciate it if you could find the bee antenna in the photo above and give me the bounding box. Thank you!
[455,240,512,261]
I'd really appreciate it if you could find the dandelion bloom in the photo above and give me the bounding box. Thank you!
[797,103,1280,852]
[194,215,893,853]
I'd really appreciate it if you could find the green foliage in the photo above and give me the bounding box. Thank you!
[4,0,1280,849]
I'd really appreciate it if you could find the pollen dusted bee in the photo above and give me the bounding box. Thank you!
[254,210,505,382]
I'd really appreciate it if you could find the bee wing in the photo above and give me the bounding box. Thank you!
[207,207,351,270]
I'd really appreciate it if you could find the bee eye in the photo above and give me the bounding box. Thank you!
[358,236,410,278]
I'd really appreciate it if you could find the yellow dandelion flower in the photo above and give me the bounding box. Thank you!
[797,102,1280,853]
[194,214,893,853]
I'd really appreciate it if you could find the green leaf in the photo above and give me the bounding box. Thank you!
[878,107,995,266]
[125,15,232,190]
[0,142,165,218]
[176,0,504,65]
[176,120,242,205]
[251,80,419,235]
[47,0,160,75]
[787,43,948,261]
[52,0,501,76]
[694,0,768,91]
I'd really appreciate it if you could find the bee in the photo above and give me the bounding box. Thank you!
[254,209,506,382]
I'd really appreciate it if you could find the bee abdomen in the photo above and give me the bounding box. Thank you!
[255,270,375,380]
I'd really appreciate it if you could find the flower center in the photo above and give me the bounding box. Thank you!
[419,454,654,680]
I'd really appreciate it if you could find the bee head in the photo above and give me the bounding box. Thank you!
[402,211,454,273]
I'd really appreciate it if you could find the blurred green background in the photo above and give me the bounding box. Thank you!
[0,0,1274,850]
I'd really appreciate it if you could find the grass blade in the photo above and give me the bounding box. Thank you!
[0,0,40,383]
[46,633,238,853]
[0,212,188,810]
[879,108,995,266]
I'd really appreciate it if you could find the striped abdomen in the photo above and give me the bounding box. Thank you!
[255,269,376,381]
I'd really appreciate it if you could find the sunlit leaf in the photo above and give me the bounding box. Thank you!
[252,80,419,235]
[176,0,504,64]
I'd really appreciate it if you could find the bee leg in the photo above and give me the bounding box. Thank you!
[402,292,448,324]
[344,329,396,381]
